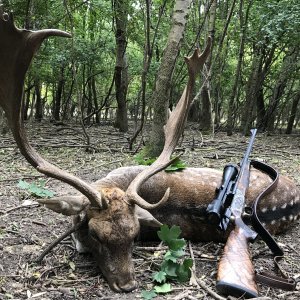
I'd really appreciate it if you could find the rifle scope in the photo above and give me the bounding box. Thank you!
[206,164,238,225]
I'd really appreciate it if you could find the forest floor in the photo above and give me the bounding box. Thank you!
[0,121,299,300]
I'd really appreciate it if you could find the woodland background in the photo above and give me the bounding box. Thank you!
[0,0,299,156]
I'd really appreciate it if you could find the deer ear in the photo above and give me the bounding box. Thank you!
[37,196,89,216]
[135,206,162,227]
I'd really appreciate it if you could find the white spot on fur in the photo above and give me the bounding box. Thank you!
[290,200,294,207]
[281,216,287,221]
[281,203,287,209]
[271,220,276,225]
[261,207,268,213]
[272,206,277,211]
[295,195,299,203]
[289,215,294,221]
[262,222,266,227]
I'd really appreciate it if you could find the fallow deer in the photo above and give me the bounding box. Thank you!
[0,8,299,293]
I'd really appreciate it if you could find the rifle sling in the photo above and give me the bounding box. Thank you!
[250,160,296,291]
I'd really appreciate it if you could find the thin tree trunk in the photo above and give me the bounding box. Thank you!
[53,67,64,121]
[227,0,252,135]
[264,48,299,132]
[92,76,100,124]
[286,90,300,134]
[128,0,168,150]
[199,0,217,133]
[34,79,43,122]
[23,83,32,121]
[241,44,276,134]
[211,0,237,128]
[146,0,193,157]
[113,0,129,132]
[0,107,9,134]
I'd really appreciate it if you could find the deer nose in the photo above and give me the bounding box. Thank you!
[118,279,138,292]
[109,278,137,293]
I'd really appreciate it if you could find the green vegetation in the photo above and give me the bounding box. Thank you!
[134,154,187,172]
[142,225,193,300]
[17,179,55,198]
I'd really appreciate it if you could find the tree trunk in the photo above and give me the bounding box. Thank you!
[286,90,300,134]
[85,68,93,125]
[199,0,217,133]
[256,87,265,127]
[146,0,193,157]
[211,0,237,128]
[23,83,32,121]
[241,48,261,133]
[53,67,64,121]
[227,0,252,135]
[92,76,100,124]
[113,0,129,132]
[34,79,43,122]
[0,107,9,134]
[241,43,276,134]
[264,48,299,132]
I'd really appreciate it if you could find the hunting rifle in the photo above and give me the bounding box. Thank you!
[206,129,259,298]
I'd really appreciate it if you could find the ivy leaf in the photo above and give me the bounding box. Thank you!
[153,271,167,283]
[157,225,181,245]
[176,258,193,282]
[141,290,157,300]
[154,283,172,294]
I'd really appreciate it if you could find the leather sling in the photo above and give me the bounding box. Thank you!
[250,160,296,291]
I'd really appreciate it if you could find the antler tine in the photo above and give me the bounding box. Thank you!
[125,37,212,210]
[0,10,107,209]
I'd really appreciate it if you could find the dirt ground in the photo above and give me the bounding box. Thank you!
[0,122,299,300]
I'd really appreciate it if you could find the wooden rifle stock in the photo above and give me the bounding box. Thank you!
[216,217,258,298]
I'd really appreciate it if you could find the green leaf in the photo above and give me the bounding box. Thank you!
[17,179,55,198]
[165,158,186,172]
[152,271,167,283]
[154,283,172,294]
[17,180,30,189]
[164,250,178,262]
[176,258,193,282]
[164,248,185,261]
[161,260,178,278]
[133,153,156,166]
[157,225,181,245]
[168,238,186,251]
[141,290,157,300]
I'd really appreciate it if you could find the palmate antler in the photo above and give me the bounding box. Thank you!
[0,7,106,208]
[125,37,212,209]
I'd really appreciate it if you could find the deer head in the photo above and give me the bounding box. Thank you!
[0,7,212,292]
